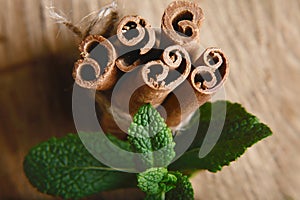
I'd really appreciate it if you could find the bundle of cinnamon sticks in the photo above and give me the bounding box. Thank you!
[72,1,229,139]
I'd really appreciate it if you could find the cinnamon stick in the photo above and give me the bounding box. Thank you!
[95,91,128,139]
[161,1,204,60]
[115,15,156,72]
[112,45,191,116]
[161,47,229,128]
[73,35,118,90]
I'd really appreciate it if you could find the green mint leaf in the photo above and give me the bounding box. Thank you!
[170,101,272,172]
[139,170,194,200]
[128,104,175,170]
[165,172,194,200]
[23,134,136,199]
[137,168,177,195]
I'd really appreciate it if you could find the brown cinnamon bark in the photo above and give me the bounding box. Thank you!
[95,91,128,139]
[73,35,118,90]
[161,47,229,128]
[161,1,204,60]
[115,15,156,72]
[112,45,191,116]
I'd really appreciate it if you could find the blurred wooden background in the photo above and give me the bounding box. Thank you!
[0,0,299,199]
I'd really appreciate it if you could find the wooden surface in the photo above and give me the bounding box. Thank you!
[0,0,299,199]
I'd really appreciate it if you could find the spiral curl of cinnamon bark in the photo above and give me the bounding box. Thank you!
[161,0,204,55]
[144,45,191,90]
[73,35,118,90]
[117,15,155,54]
[192,48,229,94]
[115,15,156,72]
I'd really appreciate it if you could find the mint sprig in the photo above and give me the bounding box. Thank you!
[24,101,272,199]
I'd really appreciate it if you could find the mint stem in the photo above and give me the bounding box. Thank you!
[161,192,165,200]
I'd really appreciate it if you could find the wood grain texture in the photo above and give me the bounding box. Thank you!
[0,0,299,199]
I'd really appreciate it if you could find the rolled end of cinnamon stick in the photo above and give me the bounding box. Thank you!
[192,48,229,95]
[161,1,204,52]
[127,45,191,115]
[73,58,101,89]
[117,15,155,52]
[115,15,156,72]
[143,45,191,92]
[73,35,118,90]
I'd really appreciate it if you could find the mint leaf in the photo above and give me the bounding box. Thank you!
[23,134,136,199]
[128,104,176,170]
[165,172,194,200]
[138,169,194,200]
[137,168,177,195]
[170,101,272,172]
